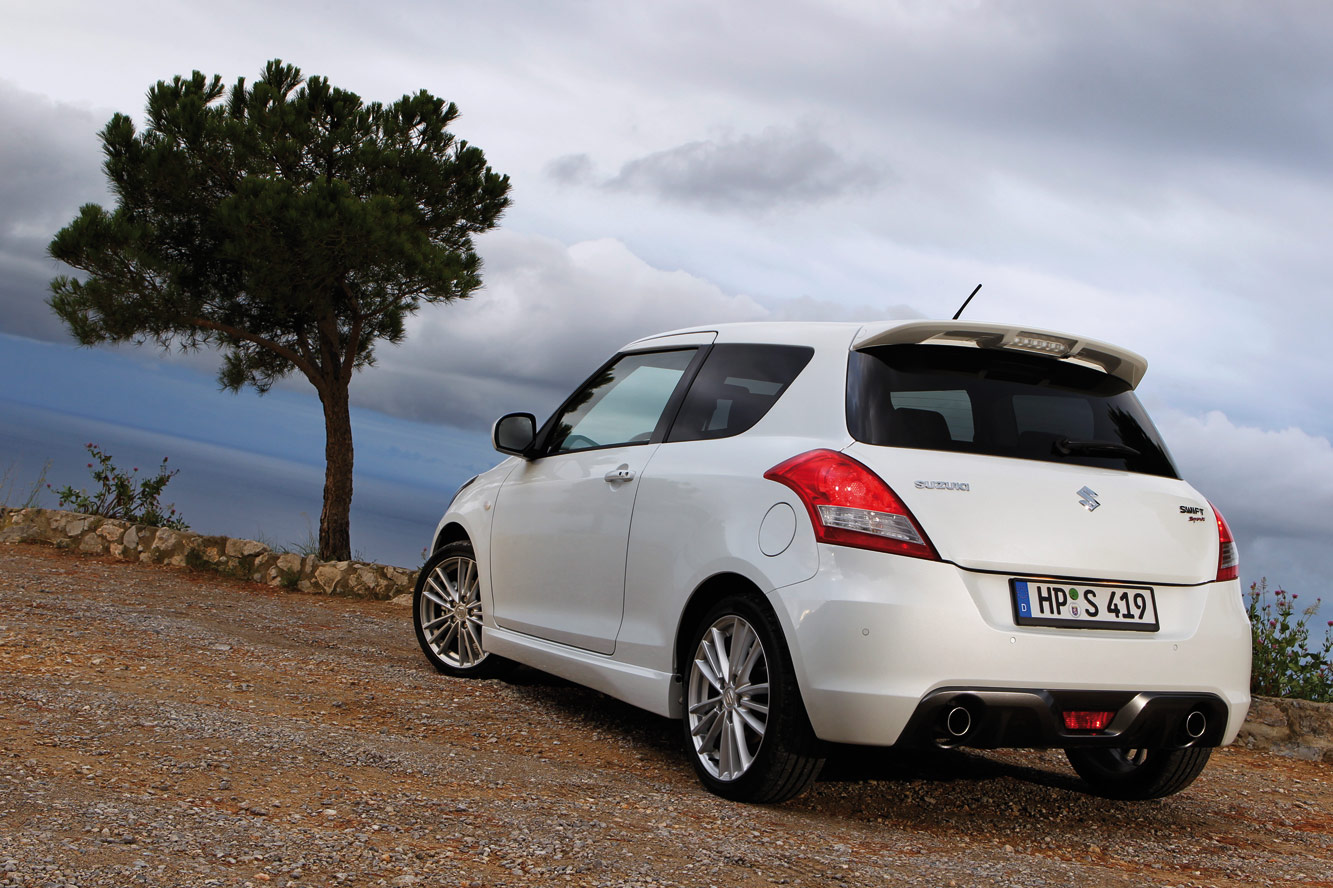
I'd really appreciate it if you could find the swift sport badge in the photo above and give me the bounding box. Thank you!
[1076,486,1100,511]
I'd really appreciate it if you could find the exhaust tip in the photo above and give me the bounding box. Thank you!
[1184,709,1207,740]
[945,705,973,738]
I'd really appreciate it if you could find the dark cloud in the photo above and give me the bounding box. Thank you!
[601,127,884,211]
[0,81,110,342]
[546,153,595,185]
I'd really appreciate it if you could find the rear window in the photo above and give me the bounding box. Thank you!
[847,345,1178,478]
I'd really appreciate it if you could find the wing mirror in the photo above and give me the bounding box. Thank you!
[493,412,537,457]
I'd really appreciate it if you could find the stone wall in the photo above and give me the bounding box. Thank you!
[1236,695,1333,762]
[0,507,418,601]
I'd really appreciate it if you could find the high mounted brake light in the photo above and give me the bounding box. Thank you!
[764,449,939,560]
[1211,502,1239,582]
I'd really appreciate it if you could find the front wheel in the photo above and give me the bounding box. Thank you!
[1066,745,1212,800]
[413,541,514,678]
[683,596,824,803]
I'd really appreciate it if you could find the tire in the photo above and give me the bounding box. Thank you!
[1066,745,1212,800]
[682,595,824,803]
[413,541,514,678]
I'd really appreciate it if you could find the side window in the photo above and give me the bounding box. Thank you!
[667,344,813,442]
[548,349,696,454]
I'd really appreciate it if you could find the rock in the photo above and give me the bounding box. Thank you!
[225,537,269,559]
[78,533,109,554]
[315,562,351,595]
[96,521,128,543]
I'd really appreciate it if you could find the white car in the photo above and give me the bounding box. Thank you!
[413,320,1251,803]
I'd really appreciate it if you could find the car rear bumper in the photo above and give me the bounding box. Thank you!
[894,688,1228,750]
[768,547,1252,747]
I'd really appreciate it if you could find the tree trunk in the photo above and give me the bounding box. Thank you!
[318,380,354,562]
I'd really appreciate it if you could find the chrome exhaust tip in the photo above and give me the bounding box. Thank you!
[945,705,973,738]
[1184,709,1207,740]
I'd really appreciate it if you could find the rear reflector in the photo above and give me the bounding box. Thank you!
[764,449,939,560]
[1210,502,1239,582]
[1063,711,1114,732]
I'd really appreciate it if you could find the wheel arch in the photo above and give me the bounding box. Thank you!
[673,572,779,683]
[432,521,471,555]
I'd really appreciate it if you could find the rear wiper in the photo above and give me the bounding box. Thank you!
[1053,437,1141,458]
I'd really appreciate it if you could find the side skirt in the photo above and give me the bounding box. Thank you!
[484,625,679,719]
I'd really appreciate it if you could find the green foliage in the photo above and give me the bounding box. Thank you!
[1,459,50,509]
[1247,579,1333,703]
[47,60,510,560]
[54,443,189,530]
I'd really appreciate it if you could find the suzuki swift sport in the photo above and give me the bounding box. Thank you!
[413,320,1251,803]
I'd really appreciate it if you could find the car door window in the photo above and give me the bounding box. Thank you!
[549,349,696,453]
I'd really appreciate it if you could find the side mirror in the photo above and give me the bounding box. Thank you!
[492,413,537,457]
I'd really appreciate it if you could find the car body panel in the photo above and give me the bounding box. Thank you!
[490,443,659,654]
[846,443,1221,584]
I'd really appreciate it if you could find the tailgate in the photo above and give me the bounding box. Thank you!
[846,443,1220,585]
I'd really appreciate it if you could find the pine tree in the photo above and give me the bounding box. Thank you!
[49,60,511,560]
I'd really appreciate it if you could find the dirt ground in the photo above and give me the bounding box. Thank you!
[1,542,1330,888]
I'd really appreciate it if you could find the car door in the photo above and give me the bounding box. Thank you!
[489,343,708,654]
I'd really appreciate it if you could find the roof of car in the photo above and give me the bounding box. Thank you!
[623,319,1149,387]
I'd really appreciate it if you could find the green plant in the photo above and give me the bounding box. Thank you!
[1247,579,1333,703]
[1,459,50,509]
[54,443,189,530]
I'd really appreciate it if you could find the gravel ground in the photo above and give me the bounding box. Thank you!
[1,543,1330,888]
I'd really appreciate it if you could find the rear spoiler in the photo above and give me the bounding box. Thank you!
[852,320,1148,388]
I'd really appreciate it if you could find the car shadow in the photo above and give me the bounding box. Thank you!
[499,665,1090,797]
[816,743,1086,794]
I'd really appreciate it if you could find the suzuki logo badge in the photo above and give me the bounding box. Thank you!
[1076,486,1100,512]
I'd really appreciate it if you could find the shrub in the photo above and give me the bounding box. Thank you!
[1247,579,1333,703]
[54,443,189,530]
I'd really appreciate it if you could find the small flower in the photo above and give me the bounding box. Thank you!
[87,463,93,468]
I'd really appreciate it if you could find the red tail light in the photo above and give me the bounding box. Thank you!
[764,449,939,560]
[1210,502,1238,582]
[1063,710,1114,732]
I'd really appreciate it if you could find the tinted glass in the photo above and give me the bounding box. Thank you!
[847,345,1178,478]
[549,349,695,453]
[668,344,814,442]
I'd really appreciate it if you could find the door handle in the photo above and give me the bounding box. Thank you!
[604,464,635,484]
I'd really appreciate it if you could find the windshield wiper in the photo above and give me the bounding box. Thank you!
[1053,437,1141,458]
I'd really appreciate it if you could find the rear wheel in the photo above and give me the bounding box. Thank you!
[413,541,514,678]
[683,595,824,803]
[1066,745,1212,800]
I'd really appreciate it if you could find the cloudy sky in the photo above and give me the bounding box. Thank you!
[2,1,1331,613]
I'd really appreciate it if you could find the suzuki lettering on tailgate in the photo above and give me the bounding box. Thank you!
[1012,579,1160,631]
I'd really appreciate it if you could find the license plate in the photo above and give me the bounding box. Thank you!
[1011,579,1159,631]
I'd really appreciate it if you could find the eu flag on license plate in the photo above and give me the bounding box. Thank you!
[1014,581,1032,618]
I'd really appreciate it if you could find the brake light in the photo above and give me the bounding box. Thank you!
[764,449,939,560]
[1062,710,1114,732]
[1210,502,1238,582]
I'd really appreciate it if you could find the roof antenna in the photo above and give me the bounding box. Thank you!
[952,284,982,320]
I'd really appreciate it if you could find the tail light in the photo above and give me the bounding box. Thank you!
[1210,502,1238,582]
[764,449,938,560]
[1063,710,1114,732]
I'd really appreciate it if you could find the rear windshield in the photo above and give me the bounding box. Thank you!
[847,345,1178,478]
